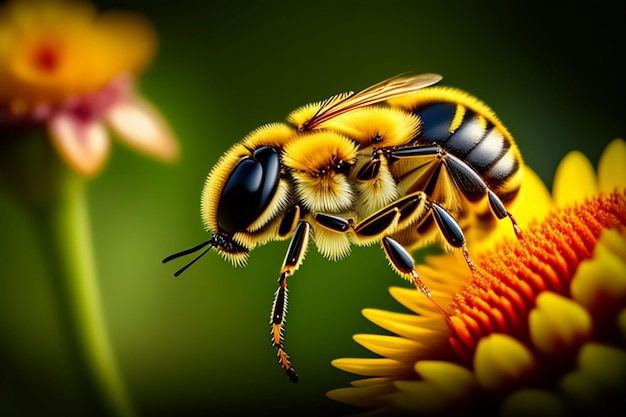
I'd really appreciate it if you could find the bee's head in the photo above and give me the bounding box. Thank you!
[164,125,294,276]
[208,145,281,236]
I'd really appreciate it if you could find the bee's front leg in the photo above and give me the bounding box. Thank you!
[270,220,310,383]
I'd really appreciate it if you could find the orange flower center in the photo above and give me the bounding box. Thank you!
[0,0,157,114]
[32,42,60,74]
[447,190,626,362]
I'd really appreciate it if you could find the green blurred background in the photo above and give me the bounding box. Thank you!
[0,1,623,416]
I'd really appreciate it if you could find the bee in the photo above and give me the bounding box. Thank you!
[163,73,523,383]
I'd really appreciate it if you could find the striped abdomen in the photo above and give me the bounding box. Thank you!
[390,87,523,204]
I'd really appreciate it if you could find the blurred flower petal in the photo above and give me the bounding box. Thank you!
[326,382,396,408]
[501,389,567,417]
[388,286,444,317]
[331,358,410,377]
[529,292,592,357]
[391,380,450,413]
[513,166,554,223]
[474,334,538,392]
[598,138,626,194]
[560,343,626,414]
[354,334,430,362]
[106,93,179,162]
[0,0,178,177]
[362,308,448,338]
[350,377,395,387]
[577,343,626,390]
[570,229,626,322]
[414,360,478,397]
[0,0,156,110]
[49,111,109,176]
[552,150,597,206]
[91,10,157,79]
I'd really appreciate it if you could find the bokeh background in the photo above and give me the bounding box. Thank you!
[1,1,623,416]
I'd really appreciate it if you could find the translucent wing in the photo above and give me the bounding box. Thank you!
[302,73,442,131]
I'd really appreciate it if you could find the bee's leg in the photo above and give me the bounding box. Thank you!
[321,193,451,313]
[442,153,522,238]
[355,148,383,181]
[381,235,448,316]
[389,145,522,238]
[429,201,475,271]
[270,220,310,383]
[277,205,301,238]
[314,192,429,239]
[486,188,522,238]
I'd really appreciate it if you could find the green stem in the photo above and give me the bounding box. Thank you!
[32,169,136,417]
[2,129,136,417]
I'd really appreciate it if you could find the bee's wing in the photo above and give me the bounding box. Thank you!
[304,73,442,130]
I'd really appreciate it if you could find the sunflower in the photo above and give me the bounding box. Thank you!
[328,139,626,416]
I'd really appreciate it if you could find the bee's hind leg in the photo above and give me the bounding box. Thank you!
[487,189,522,239]
[381,235,448,316]
[429,202,475,272]
[270,220,310,383]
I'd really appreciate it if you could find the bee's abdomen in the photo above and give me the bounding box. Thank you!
[413,102,521,200]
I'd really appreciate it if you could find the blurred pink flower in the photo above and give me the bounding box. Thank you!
[0,0,179,176]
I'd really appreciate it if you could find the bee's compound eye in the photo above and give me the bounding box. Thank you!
[217,146,281,235]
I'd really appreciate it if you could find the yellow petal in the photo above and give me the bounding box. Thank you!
[552,150,598,207]
[48,111,110,177]
[350,377,394,387]
[578,343,626,388]
[106,93,179,162]
[514,165,554,225]
[362,308,448,338]
[391,380,449,414]
[422,251,470,291]
[414,360,478,398]
[468,165,553,255]
[529,292,592,357]
[388,286,443,317]
[92,10,157,77]
[326,383,396,408]
[501,389,567,417]
[560,343,626,413]
[570,229,626,316]
[474,334,538,392]
[560,371,598,413]
[353,334,432,362]
[330,358,411,377]
[598,138,626,193]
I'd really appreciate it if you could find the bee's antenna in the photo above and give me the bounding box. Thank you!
[162,238,214,277]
